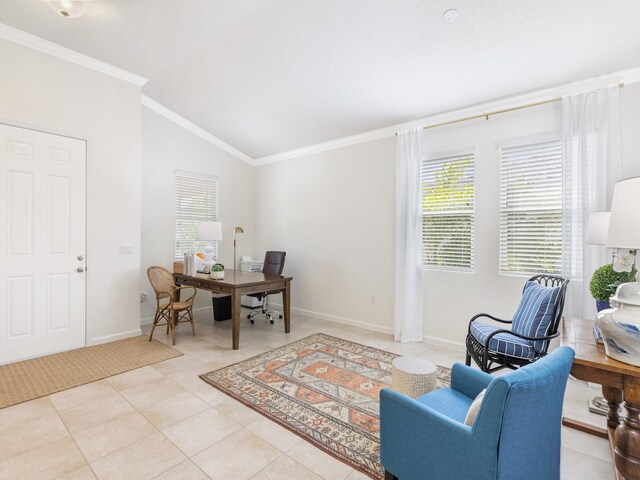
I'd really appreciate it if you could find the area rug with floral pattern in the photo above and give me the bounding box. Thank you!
[200,333,451,479]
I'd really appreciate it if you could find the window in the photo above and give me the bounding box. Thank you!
[421,151,475,271]
[174,171,219,260]
[499,138,563,275]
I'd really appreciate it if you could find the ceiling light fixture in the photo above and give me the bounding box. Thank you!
[443,9,459,23]
[46,0,86,19]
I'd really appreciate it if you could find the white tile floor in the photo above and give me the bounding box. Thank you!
[0,310,613,480]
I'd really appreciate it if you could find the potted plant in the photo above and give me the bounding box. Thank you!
[210,263,225,280]
[589,263,633,311]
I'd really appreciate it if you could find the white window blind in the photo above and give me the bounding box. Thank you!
[499,138,563,275]
[175,172,219,261]
[421,152,475,271]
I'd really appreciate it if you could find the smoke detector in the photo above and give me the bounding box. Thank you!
[443,9,459,23]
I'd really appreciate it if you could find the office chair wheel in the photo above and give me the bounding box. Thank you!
[279,314,283,319]
[270,319,275,324]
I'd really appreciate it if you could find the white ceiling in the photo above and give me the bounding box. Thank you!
[1,0,640,159]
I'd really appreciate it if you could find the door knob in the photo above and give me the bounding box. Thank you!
[77,267,85,273]
[77,255,84,261]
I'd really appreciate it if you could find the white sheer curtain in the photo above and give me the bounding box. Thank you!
[562,85,622,319]
[394,128,424,342]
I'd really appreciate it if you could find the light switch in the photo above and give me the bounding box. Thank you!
[119,243,133,254]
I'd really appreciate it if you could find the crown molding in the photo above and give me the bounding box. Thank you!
[0,22,148,86]
[141,95,254,165]
[254,67,640,166]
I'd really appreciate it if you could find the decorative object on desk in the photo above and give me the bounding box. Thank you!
[173,260,184,274]
[183,253,195,275]
[233,226,244,271]
[200,333,450,480]
[597,177,640,366]
[589,263,633,312]
[210,263,225,280]
[196,221,223,266]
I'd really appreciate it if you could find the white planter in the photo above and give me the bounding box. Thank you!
[210,270,225,280]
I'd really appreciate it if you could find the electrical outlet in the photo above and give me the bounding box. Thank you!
[140,292,147,303]
[119,243,133,254]
[370,295,376,304]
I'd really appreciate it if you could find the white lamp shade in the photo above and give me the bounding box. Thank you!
[607,177,640,249]
[196,221,223,241]
[586,212,611,245]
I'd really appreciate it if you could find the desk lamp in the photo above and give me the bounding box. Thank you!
[233,226,244,271]
[196,221,223,265]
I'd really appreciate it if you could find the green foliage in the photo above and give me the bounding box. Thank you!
[422,157,473,212]
[589,264,633,301]
[213,263,224,272]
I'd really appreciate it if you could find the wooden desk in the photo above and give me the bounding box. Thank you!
[173,270,292,350]
[562,317,640,480]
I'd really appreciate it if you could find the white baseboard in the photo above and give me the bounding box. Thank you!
[270,302,466,352]
[422,335,466,353]
[90,328,142,346]
[140,306,213,326]
[269,302,393,335]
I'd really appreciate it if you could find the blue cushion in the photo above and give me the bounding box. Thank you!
[511,281,561,351]
[415,387,473,423]
[470,322,536,360]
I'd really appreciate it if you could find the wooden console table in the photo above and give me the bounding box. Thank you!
[561,317,640,480]
[173,270,292,350]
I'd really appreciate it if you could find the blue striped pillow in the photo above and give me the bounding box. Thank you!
[511,281,561,352]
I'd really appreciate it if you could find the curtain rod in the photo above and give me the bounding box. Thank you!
[395,82,625,135]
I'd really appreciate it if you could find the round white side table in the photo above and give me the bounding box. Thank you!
[391,356,438,398]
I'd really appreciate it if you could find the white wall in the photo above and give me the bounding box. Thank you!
[255,83,640,346]
[0,39,142,345]
[255,138,396,332]
[140,108,256,321]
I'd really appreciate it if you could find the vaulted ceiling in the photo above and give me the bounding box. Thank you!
[1,0,640,160]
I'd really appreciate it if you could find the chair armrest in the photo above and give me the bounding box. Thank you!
[173,286,196,302]
[469,313,513,328]
[468,313,513,334]
[485,329,559,343]
[450,363,493,399]
[380,389,487,479]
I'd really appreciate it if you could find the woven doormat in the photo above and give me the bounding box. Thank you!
[201,333,450,479]
[0,335,181,409]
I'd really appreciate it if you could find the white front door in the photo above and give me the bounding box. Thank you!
[0,123,86,364]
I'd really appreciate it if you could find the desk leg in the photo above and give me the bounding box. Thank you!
[614,378,640,479]
[169,286,181,345]
[283,280,290,334]
[603,386,623,429]
[232,291,241,350]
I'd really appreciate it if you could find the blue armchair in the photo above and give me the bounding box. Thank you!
[380,346,575,480]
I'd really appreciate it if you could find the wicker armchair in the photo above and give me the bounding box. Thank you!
[147,266,196,345]
[465,274,569,373]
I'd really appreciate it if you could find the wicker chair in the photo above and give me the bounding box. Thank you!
[147,266,196,345]
[465,274,569,373]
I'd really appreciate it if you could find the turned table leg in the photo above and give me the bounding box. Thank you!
[614,378,640,479]
[603,386,623,429]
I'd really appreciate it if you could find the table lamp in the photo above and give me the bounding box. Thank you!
[586,212,611,246]
[233,226,244,271]
[196,221,223,263]
[596,177,640,366]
